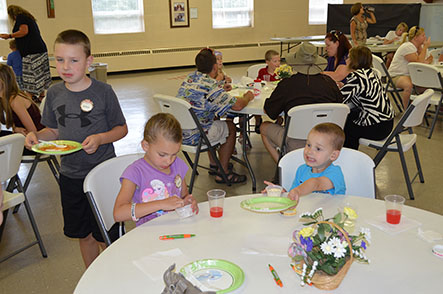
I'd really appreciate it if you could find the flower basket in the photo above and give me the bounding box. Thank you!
[309,221,353,290]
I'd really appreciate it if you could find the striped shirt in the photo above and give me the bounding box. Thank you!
[341,68,394,126]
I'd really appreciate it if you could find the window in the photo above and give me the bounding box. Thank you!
[0,0,8,33]
[91,0,145,34]
[212,0,254,29]
[309,0,343,25]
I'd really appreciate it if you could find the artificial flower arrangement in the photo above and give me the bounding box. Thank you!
[274,64,293,79]
[288,207,371,290]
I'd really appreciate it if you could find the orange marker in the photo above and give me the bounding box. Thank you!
[159,234,195,240]
[268,264,283,287]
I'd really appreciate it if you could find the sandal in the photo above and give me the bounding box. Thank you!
[215,172,247,184]
[208,162,233,176]
[254,117,263,134]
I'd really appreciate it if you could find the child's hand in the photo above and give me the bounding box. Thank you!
[14,127,28,136]
[82,134,102,154]
[225,76,232,84]
[288,188,301,202]
[25,132,39,149]
[161,196,184,211]
[184,194,199,214]
[244,91,254,101]
[223,83,232,92]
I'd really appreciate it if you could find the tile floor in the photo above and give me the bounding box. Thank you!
[1,63,442,294]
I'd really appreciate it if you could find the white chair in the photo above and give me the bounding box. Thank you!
[359,89,434,200]
[153,94,230,193]
[429,48,441,62]
[408,62,443,139]
[278,103,350,159]
[0,134,47,263]
[246,63,267,78]
[83,153,144,246]
[278,147,376,198]
[372,54,404,112]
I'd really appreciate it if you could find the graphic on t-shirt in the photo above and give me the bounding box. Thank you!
[56,105,91,127]
[174,175,182,189]
[141,179,170,202]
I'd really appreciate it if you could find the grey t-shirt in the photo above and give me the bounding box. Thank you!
[42,78,126,178]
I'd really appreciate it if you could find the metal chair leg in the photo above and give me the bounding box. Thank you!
[396,139,415,200]
[188,143,202,194]
[182,151,199,176]
[428,97,442,139]
[411,143,425,183]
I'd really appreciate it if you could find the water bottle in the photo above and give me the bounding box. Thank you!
[253,79,262,98]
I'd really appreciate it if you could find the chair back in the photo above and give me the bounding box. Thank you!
[403,89,434,128]
[286,103,350,140]
[84,153,144,232]
[279,147,375,198]
[372,54,387,77]
[153,94,197,130]
[246,63,267,78]
[39,97,46,114]
[408,62,443,89]
[0,134,25,182]
[429,48,441,62]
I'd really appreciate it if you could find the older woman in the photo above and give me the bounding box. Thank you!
[340,46,394,150]
[389,26,433,108]
[350,2,376,47]
[0,5,51,102]
[322,30,352,82]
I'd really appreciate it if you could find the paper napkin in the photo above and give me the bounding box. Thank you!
[366,214,421,235]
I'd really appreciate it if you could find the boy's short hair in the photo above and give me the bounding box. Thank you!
[348,46,372,70]
[144,113,182,144]
[265,50,279,61]
[312,123,345,151]
[195,48,216,74]
[8,39,16,49]
[55,29,91,57]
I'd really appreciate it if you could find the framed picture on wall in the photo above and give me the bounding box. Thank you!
[169,0,190,28]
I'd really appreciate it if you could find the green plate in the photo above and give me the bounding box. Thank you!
[180,259,244,294]
[240,196,297,213]
[32,140,82,155]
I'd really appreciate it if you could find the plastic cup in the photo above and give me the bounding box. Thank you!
[265,185,283,197]
[384,195,405,224]
[263,75,271,82]
[207,189,226,218]
[175,204,194,219]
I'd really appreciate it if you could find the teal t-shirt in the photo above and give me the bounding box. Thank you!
[290,163,346,195]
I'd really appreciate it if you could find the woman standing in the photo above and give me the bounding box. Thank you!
[388,26,433,108]
[340,46,394,150]
[0,5,51,102]
[322,30,352,82]
[350,3,376,47]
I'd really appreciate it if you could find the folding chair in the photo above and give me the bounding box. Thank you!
[153,94,230,193]
[278,147,376,198]
[372,54,404,112]
[84,153,144,247]
[359,89,434,200]
[428,49,441,62]
[246,63,267,79]
[0,134,47,263]
[408,62,443,139]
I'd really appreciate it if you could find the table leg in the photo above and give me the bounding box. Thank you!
[241,114,256,192]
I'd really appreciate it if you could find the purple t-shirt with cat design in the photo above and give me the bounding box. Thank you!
[120,157,188,226]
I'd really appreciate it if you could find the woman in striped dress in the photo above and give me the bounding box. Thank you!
[340,46,394,150]
[1,5,51,102]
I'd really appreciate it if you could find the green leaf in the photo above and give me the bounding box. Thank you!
[293,255,304,262]
[318,224,325,241]
[333,212,343,224]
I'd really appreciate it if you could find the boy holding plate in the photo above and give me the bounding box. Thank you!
[25,30,127,268]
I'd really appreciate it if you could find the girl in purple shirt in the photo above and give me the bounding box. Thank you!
[114,113,199,226]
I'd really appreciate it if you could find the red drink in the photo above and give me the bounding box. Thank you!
[210,206,223,218]
[386,209,402,224]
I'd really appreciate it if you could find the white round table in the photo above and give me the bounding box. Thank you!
[75,194,443,293]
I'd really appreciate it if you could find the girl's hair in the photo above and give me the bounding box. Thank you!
[312,123,345,151]
[143,113,182,144]
[325,31,352,70]
[0,64,34,128]
[396,22,408,32]
[7,5,36,22]
[348,46,372,70]
[351,3,362,16]
[401,26,425,44]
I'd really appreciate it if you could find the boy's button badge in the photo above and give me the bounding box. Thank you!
[80,99,94,112]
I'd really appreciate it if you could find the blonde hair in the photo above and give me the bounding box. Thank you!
[143,113,182,144]
[311,123,345,151]
[7,5,36,22]
[265,50,279,61]
[0,64,35,129]
[396,22,408,32]
[401,26,424,44]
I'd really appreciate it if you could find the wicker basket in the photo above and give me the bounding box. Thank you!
[310,221,354,290]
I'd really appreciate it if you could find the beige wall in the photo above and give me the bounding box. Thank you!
[1,0,422,72]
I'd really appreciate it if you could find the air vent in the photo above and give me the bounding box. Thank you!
[92,49,151,58]
[152,47,203,54]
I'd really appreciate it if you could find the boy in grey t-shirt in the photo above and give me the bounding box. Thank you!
[25,30,127,268]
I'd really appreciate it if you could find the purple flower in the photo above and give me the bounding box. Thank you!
[361,241,366,250]
[300,235,313,252]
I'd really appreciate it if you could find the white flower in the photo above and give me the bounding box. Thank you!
[333,241,347,259]
[313,207,323,215]
[320,242,334,255]
[360,227,372,244]
[330,237,342,248]
[300,212,311,218]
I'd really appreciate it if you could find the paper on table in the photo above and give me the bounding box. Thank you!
[133,248,189,281]
[240,76,254,87]
[241,235,290,257]
[366,215,421,235]
[418,228,443,243]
